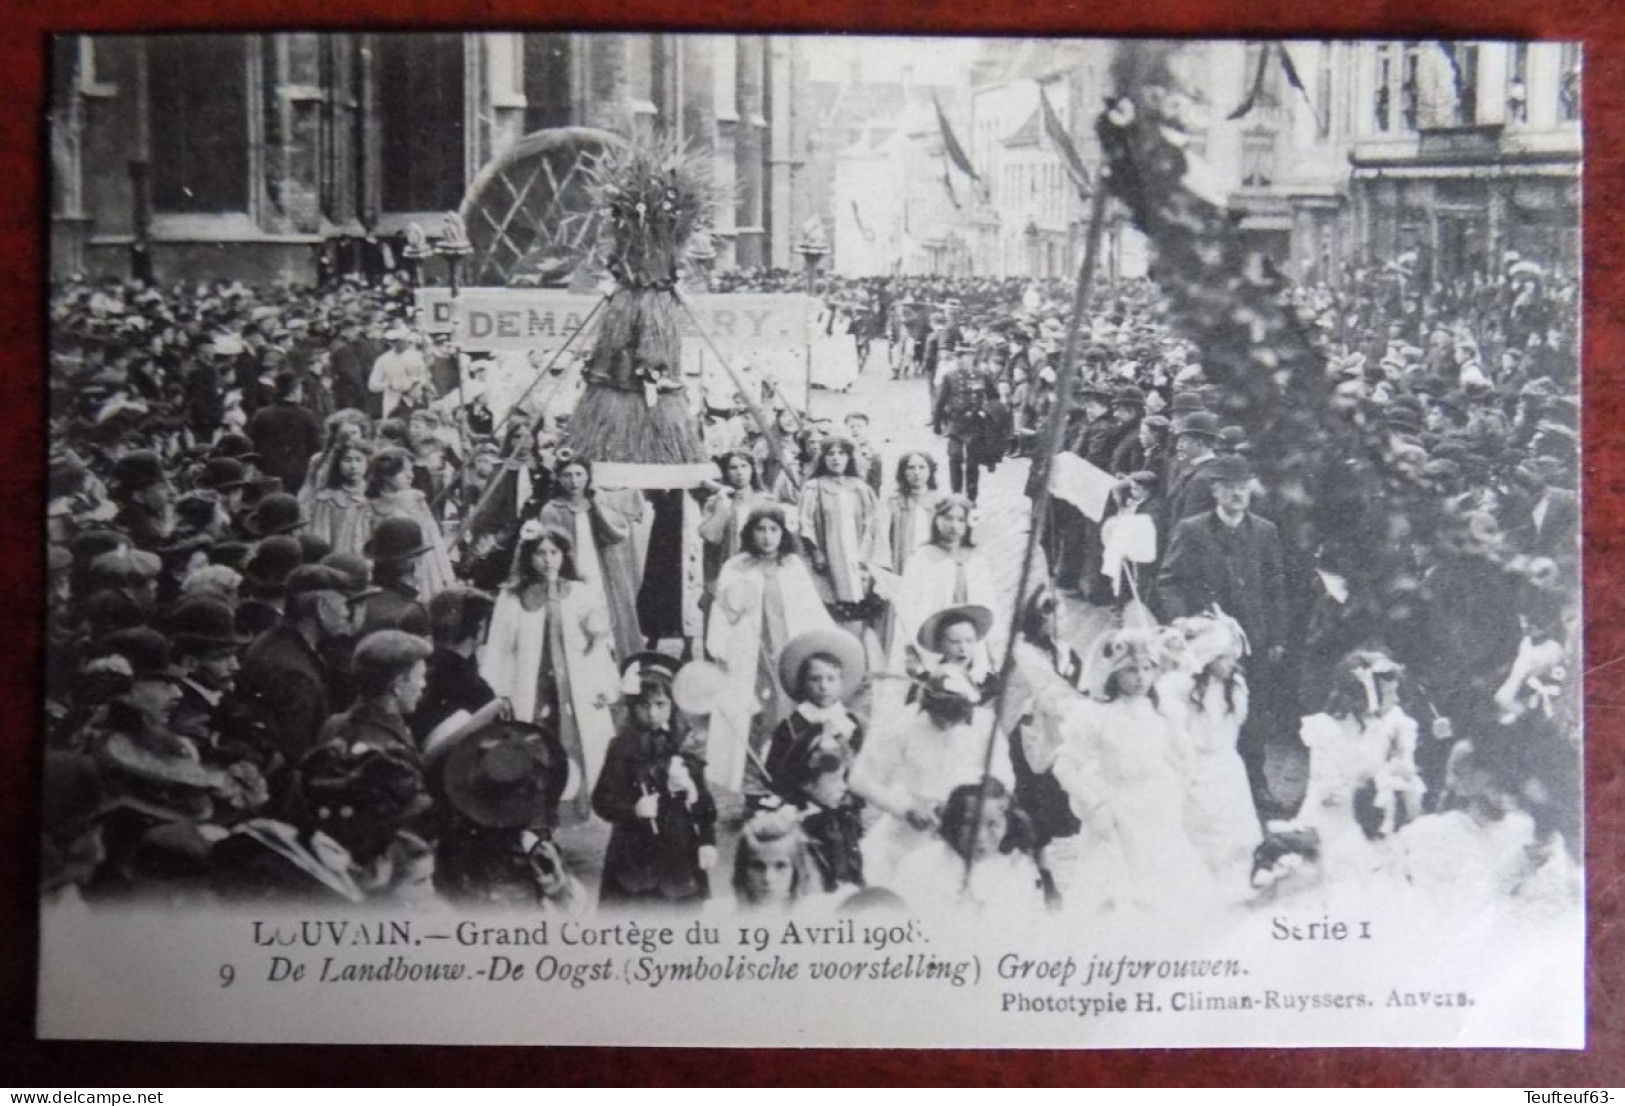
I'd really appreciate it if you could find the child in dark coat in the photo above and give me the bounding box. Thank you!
[593,653,717,910]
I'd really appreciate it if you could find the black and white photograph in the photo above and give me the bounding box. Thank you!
[38,33,1584,1047]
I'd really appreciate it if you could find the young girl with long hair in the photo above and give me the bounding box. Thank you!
[704,504,835,792]
[308,439,372,557]
[365,446,455,598]
[478,524,620,815]
[537,453,643,663]
[800,436,881,630]
[889,495,998,671]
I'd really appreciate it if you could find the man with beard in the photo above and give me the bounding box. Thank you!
[1157,454,1287,813]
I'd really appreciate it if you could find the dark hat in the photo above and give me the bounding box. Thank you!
[778,628,867,701]
[428,587,496,645]
[619,651,682,696]
[110,450,168,492]
[1383,407,1423,434]
[1173,411,1223,439]
[245,535,303,590]
[1219,425,1247,447]
[48,451,90,498]
[1519,377,1560,400]
[298,533,333,565]
[1112,385,1146,408]
[210,433,260,465]
[442,720,568,829]
[1142,414,1171,434]
[318,553,372,596]
[167,596,251,648]
[99,626,181,682]
[1073,381,1112,403]
[1206,454,1256,485]
[285,563,353,597]
[1170,391,1206,415]
[197,457,248,492]
[916,603,995,652]
[363,517,431,564]
[173,492,221,534]
[295,743,432,861]
[89,546,162,585]
[243,492,305,537]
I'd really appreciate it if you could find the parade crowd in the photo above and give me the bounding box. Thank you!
[41,254,1582,921]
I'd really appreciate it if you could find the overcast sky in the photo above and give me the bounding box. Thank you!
[797,35,984,85]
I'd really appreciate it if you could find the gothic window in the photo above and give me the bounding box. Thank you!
[148,35,250,214]
[376,33,466,213]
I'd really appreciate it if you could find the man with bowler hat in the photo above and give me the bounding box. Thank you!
[357,517,432,636]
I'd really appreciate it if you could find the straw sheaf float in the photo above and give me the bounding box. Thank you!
[569,141,719,465]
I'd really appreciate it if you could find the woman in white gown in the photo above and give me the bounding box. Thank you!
[478,522,621,816]
[704,504,835,792]
[1044,626,1214,916]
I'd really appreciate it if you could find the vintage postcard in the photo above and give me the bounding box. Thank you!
[38,33,1583,1047]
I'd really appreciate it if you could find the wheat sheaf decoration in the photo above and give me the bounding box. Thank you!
[569,140,720,466]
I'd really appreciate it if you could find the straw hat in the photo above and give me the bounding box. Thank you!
[777,628,867,701]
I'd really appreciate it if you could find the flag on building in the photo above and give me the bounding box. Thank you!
[1039,85,1092,199]
[933,94,987,202]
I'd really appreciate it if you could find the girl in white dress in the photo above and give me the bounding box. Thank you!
[1045,626,1214,916]
[1284,650,1426,899]
[704,504,835,792]
[478,523,621,815]
[889,496,999,673]
[890,778,1046,916]
[852,605,1013,887]
[1160,612,1262,886]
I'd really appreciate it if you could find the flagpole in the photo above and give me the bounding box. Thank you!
[964,177,1111,894]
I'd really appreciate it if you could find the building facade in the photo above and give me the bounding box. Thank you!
[49,33,810,285]
[1346,40,1581,283]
